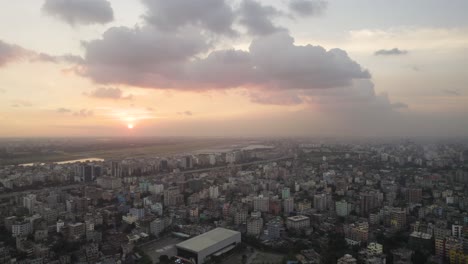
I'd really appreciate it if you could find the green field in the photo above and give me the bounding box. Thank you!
[1,139,241,165]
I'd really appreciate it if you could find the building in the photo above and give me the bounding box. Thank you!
[367,242,383,256]
[164,186,183,207]
[336,200,350,217]
[286,215,310,230]
[344,222,369,245]
[23,194,36,214]
[283,198,294,214]
[12,221,32,237]
[129,208,145,220]
[282,187,290,199]
[338,254,357,264]
[68,222,85,240]
[392,248,413,264]
[176,228,241,264]
[209,186,219,199]
[253,196,269,212]
[405,188,422,204]
[453,224,463,238]
[97,176,122,189]
[246,217,263,236]
[408,232,432,251]
[313,194,328,212]
[267,219,282,239]
[390,208,406,232]
[150,218,165,236]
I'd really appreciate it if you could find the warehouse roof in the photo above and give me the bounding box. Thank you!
[176,228,240,253]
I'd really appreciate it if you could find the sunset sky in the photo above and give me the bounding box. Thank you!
[0,0,467,137]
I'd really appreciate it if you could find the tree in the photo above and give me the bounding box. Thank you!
[159,254,170,263]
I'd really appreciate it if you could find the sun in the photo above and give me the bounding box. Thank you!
[127,123,134,129]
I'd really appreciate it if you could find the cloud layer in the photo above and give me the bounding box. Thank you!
[289,0,328,17]
[374,48,408,56]
[88,87,132,100]
[142,0,236,35]
[0,40,29,67]
[42,0,114,25]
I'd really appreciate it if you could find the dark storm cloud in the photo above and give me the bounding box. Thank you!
[374,48,408,56]
[0,40,29,67]
[289,0,328,17]
[42,0,114,26]
[88,87,132,100]
[141,0,236,35]
[56,107,72,113]
[239,0,284,36]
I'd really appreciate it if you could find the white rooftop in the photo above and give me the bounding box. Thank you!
[176,228,240,253]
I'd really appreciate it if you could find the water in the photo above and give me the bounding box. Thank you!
[20,157,104,166]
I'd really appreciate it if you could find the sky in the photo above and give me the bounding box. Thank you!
[0,0,467,138]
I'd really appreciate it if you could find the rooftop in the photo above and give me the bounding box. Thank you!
[288,215,310,221]
[176,228,240,253]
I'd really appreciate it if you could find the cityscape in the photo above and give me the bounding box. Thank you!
[1,0,468,264]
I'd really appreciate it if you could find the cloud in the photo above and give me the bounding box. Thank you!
[73,109,93,117]
[239,0,284,36]
[249,90,303,105]
[88,87,133,100]
[289,0,328,17]
[178,111,193,116]
[0,40,30,67]
[391,102,409,109]
[443,89,461,96]
[56,107,72,113]
[374,48,408,56]
[142,0,236,35]
[80,26,209,86]
[11,100,33,108]
[42,0,114,26]
[80,31,370,92]
[33,53,84,64]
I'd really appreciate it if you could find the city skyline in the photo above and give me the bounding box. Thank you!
[1,0,468,137]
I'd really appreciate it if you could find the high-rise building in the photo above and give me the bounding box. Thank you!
[247,217,263,236]
[23,194,36,214]
[336,200,350,217]
[267,219,281,240]
[453,224,463,238]
[209,186,219,199]
[164,186,183,207]
[282,187,290,199]
[150,218,165,236]
[283,198,294,214]
[11,221,32,237]
[406,188,422,204]
[253,196,269,212]
[313,193,328,212]
[110,161,122,177]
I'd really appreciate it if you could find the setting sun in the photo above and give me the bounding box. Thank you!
[127,124,134,129]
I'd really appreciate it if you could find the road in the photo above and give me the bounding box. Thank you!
[0,155,293,200]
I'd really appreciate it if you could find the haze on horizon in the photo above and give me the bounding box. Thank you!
[0,0,467,138]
